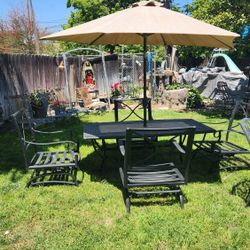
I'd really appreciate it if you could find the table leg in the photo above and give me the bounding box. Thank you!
[91,139,107,173]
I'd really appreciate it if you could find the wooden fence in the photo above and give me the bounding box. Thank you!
[0,53,119,120]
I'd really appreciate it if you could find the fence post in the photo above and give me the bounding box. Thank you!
[101,53,110,109]
[63,53,72,109]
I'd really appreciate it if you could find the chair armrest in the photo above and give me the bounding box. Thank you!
[217,129,245,136]
[23,139,78,148]
[33,128,79,150]
[32,128,64,134]
[171,140,186,154]
[198,121,227,125]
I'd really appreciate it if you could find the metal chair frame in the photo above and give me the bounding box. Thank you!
[119,126,195,213]
[194,117,250,170]
[240,118,250,145]
[12,109,80,187]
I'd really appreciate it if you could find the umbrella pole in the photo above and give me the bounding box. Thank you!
[143,34,147,127]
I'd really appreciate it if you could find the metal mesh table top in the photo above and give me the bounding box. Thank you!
[83,119,216,140]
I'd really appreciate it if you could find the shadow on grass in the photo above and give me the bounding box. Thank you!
[231,179,250,207]
[195,108,231,120]
[195,106,249,122]
[82,142,222,186]
[131,193,184,207]
[81,143,223,209]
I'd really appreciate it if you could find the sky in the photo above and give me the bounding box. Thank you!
[0,0,192,32]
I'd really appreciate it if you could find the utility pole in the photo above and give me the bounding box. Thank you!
[26,0,40,54]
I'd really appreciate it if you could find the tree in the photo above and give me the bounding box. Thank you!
[186,0,249,32]
[178,0,250,67]
[163,0,172,9]
[0,8,35,53]
[66,0,138,27]
[0,7,58,54]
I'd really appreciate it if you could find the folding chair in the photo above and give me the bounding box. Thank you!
[119,126,195,213]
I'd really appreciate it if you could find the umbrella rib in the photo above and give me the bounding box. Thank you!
[90,33,105,45]
[210,35,232,49]
[160,34,167,46]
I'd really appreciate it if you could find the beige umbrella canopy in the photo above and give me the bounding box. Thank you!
[41,0,239,48]
[41,1,239,126]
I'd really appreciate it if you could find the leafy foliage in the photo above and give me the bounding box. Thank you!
[66,0,137,26]
[29,90,51,107]
[187,87,203,108]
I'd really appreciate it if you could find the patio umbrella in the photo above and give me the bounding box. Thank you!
[41,0,239,126]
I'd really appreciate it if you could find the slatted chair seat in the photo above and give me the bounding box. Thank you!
[12,109,80,187]
[30,150,76,169]
[195,141,249,156]
[127,167,185,186]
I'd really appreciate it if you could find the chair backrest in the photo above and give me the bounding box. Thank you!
[114,97,153,122]
[12,109,35,168]
[216,81,234,104]
[226,100,249,141]
[124,126,196,181]
[240,118,250,145]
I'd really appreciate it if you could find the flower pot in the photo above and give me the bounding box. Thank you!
[31,104,47,118]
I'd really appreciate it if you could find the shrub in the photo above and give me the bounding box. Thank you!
[187,87,203,108]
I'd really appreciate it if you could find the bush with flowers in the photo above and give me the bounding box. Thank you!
[111,82,124,97]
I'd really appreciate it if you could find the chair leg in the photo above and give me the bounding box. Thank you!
[124,189,131,213]
[125,197,131,213]
[26,169,40,188]
[73,155,79,186]
[179,191,184,209]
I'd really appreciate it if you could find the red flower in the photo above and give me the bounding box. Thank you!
[111,83,124,96]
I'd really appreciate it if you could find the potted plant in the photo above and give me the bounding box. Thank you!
[30,90,49,118]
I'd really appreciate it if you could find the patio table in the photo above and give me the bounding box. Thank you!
[83,119,217,170]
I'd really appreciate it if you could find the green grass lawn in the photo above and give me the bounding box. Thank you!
[0,109,249,250]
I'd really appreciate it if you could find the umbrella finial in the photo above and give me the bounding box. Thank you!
[132,1,163,8]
